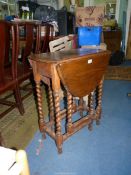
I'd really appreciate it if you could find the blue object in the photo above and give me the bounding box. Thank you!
[5,15,15,21]
[78,26,102,46]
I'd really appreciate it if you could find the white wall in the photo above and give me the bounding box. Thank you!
[125,0,131,53]
[85,0,116,6]
[37,0,58,9]
[115,0,120,22]
[84,0,94,6]
[58,0,64,9]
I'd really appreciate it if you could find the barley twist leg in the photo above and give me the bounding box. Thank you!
[48,85,55,128]
[88,92,94,130]
[54,90,63,154]
[36,81,46,138]
[67,91,73,133]
[96,79,103,125]
[79,97,84,117]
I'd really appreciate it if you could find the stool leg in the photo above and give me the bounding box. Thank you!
[54,90,63,154]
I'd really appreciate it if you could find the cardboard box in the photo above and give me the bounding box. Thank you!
[76,6,105,26]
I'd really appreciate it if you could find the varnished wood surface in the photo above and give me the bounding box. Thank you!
[103,30,122,52]
[0,20,25,118]
[30,48,109,63]
[12,20,41,25]
[57,51,110,97]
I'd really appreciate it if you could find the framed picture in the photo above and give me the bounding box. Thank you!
[106,3,116,19]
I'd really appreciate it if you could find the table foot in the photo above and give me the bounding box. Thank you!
[58,147,62,154]
[96,120,100,125]
[42,132,46,139]
[88,121,93,131]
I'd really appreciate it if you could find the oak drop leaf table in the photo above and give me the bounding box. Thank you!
[29,48,110,153]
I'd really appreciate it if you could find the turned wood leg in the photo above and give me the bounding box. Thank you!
[48,85,55,128]
[96,79,103,125]
[36,80,46,139]
[67,91,73,133]
[79,97,84,117]
[88,92,94,130]
[53,90,63,154]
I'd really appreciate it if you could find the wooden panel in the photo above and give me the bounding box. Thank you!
[126,16,131,59]
[57,52,110,97]
[103,30,122,52]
